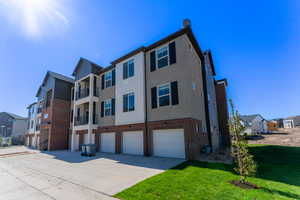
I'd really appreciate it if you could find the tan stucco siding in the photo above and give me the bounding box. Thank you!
[98,86,115,126]
[145,34,207,132]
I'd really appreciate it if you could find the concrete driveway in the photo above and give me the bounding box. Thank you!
[0,146,184,200]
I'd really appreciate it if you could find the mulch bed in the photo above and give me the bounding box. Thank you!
[230,180,259,189]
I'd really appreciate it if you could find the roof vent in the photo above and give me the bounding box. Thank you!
[183,19,191,28]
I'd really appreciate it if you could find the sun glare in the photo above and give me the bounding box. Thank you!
[0,0,69,38]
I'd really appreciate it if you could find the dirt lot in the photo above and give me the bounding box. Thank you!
[248,128,300,147]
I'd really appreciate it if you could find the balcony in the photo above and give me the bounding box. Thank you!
[76,88,89,100]
[74,114,98,126]
[74,115,89,126]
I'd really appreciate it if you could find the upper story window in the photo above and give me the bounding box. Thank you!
[105,71,112,88]
[123,92,135,112]
[30,120,34,129]
[101,98,115,118]
[150,41,176,72]
[71,88,74,100]
[45,89,52,107]
[151,81,179,109]
[157,46,169,69]
[104,99,112,116]
[101,69,115,89]
[123,59,134,79]
[158,83,171,107]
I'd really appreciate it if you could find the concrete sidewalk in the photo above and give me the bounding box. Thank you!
[0,146,184,200]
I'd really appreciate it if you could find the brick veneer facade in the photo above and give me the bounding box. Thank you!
[40,99,71,150]
[215,82,230,149]
[77,118,210,160]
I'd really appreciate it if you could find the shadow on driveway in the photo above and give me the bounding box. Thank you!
[42,150,185,170]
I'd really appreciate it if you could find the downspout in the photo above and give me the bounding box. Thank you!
[200,56,213,151]
[143,51,149,156]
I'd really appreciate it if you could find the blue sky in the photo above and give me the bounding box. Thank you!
[0,0,299,119]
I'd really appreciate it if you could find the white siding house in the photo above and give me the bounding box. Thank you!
[240,114,268,135]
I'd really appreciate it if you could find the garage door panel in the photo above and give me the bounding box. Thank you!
[122,131,144,155]
[153,129,185,159]
[101,132,116,153]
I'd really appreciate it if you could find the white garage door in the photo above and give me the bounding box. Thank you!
[101,132,116,153]
[153,129,185,159]
[122,131,144,155]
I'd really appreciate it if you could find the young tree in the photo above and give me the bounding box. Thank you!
[229,99,257,184]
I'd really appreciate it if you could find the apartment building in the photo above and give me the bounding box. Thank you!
[0,112,28,144]
[25,71,74,150]
[26,102,38,147]
[70,20,229,160]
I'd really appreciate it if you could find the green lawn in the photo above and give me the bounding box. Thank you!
[115,145,300,200]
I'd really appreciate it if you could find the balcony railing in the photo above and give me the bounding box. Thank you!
[74,115,89,126]
[74,87,100,100]
[74,114,98,126]
[76,88,89,100]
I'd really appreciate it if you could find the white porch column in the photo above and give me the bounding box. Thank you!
[88,74,94,144]
[71,82,78,152]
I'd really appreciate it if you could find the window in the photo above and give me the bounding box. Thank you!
[157,46,169,68]
[104,99,112,116]
[123,93,135,112]
[158,83,171,107]
[44,113,48,119]
[45,90,52,107]
[30,120,34,129]
[123,59,134,79]
[71,88,74,100]
[105,71,112,88]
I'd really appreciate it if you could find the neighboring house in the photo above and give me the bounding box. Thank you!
[25,71,74,150]
[267,120,278,131]
[283,119,294,128]
[240,114,268,135]
[0,112,28,144]
[284,115,300,128]
[273,118,284,128]
[69,20,230,160]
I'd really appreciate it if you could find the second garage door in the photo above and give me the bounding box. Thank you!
[100,132,116,153]
[153,129,186,159]
[122,131,144,155]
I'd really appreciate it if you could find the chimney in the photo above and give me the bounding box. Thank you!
[183,19,191,28]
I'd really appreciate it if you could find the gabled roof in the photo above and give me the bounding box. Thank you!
[240,114,265,125]
[0,112,27,120]
[48,71,74,84]
[36,71,74,97]
[72,57,103,76]
[110,26,204,65]
[111,47,146,65]
[26,102,37,109]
